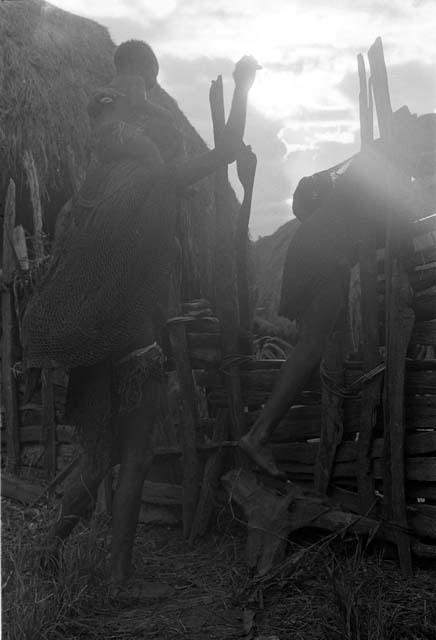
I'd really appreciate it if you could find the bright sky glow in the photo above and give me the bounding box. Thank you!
[48,0,436,236]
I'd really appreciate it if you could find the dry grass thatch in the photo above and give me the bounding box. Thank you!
[0,0,240,302]
[0,0,114,202]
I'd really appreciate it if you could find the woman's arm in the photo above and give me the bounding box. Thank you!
[176,56,260,188]
[235,144,257,334]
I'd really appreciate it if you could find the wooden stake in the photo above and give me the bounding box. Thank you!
[315,327,346,494]
[23,150,44,261]
[41,367,56,478]
[209,76,246,445]
[12,225,29,272]
[189,408,228,543]
[235,144,257,341]
[368,36,412,575]
[168,320,200,538]
[1,179,20,473]
[356,53,381,515]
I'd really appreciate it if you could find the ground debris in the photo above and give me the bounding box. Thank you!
[2,498,436,639]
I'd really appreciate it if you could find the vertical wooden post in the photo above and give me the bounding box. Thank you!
[41,367,56,477]
[209,76,246,444]
[23,150,59,480]
[23,150,44,261]
[235,145,257,341]
[315,326,346,494]
[168,319,199,538]
[368,37,412,575]
[12,226,29,272]
[1,179,20,473]
[189,407,228,543]
[356,53,382,515]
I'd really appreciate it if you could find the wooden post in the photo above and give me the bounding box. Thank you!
[189,408,229,542]
[235,144,257,341]
[209,76,246,445]
[12,225,29,272]
[23,150,44,261]
[368,36,412,575]
[168,319,200,538]
[315,326,346,494]
[41,367,56,478]
[356,53,382,515]
[1,179,20,473]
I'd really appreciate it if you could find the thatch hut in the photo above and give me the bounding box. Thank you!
[0,0,240,302]
[0,0,114,242]
[1,0,243,488]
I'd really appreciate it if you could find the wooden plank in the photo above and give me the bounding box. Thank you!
[273,432,436,467]
[409,504,436,539]
[406,370,436,394]
[344,366,436,394]
[168,321,200,538]
[406,359,436,371]
[223,469,381,576]
[141,480,182,506]
[379,267,436,294]
[378,245,436,270]
[411,542,436,559]
[0,424,76,445]
[411,215,436,238]
[413,294,436,322]
[1,473,44,504]
[407,484,436,501]
[412,245,436,266]
[41,367,56,478]
[209,75,246,446]
[407,458,436,482]
[410,267,436,293]
[12,225,29,272]
[411,320,436,345]
[23,150,44,261]
[280,454,436,484]
[186,332,221,349]
[1,179,20,473]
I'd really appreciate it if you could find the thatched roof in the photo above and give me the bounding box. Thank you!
[0,0,115,232]
[0,0,240,304]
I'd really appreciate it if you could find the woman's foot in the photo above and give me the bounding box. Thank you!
[239,434,286,479]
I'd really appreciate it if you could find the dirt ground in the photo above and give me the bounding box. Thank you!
[2,496,436,640]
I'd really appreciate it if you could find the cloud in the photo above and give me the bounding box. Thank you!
[48,0,436,236]
[155,55,290,237]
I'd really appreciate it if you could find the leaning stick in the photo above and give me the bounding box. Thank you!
[356,53,381,516]
[2,179,20,473]
[209,75,246,447]
[368,36,412,576]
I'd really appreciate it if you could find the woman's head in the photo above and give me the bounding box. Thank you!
[114,40,159,92]
[292,171,333,222]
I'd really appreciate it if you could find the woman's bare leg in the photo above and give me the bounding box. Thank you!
[110,377,164,586]
[240,279,347,477]
[48,364,113,542]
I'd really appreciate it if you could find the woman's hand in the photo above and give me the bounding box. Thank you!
[237,144,257,190]
[233,55,261,91]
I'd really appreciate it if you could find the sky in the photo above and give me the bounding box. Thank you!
[51,0,436,238]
